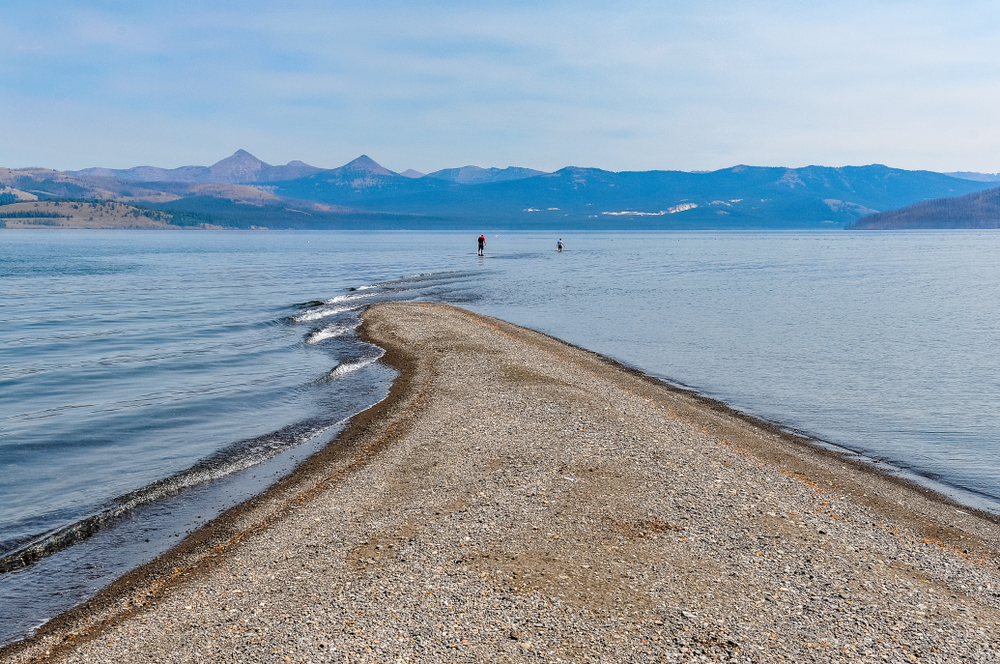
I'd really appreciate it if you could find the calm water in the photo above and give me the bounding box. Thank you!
[3,229,1000,644]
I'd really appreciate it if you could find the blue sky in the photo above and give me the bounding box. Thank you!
[3,1,999,173]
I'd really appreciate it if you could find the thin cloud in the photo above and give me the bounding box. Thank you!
[2,0,998,172]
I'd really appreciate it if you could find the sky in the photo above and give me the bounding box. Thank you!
[2,0,999,174]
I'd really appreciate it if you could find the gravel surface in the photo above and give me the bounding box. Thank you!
[6,302,1000,663]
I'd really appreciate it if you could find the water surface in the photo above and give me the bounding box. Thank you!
[3,228,1000,645]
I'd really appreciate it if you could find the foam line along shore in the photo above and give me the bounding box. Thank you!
[5,302,1000,662]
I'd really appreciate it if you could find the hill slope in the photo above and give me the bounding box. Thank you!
[0,200,181,229]
[848,187,1000,229]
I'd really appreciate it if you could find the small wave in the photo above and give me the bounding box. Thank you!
[325,291,377,305]
[0,417,345,575]
[304,272,471,316]
[330,357,381,377]
[292,304,362,323]
[395,271,470,284]
[317,350,385,380]
[306,321,360,344]
[292,291,383,323]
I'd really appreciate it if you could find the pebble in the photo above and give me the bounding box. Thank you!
[8,302,1000,663]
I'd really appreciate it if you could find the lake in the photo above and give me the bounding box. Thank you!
[3,228,1000,644]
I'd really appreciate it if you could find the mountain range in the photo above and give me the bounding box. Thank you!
[67,149,325,184]
[2,150,999,230]
[264,157,999,228]
[66,151,546,188]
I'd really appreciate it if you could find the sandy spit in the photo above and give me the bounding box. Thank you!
[5,301,1000,663]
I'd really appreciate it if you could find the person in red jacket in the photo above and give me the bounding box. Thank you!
[478,234,486,256]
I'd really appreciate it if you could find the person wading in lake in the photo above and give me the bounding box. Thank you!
[478,234,486,256]
[557,238,564,252]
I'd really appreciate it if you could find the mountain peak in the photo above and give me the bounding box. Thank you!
[213,149,267,166]
[208,150,270,183]
[341,155,395,176]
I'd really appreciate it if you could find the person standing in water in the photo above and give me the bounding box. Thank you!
[478,234,486,256]
[557,238,564,252]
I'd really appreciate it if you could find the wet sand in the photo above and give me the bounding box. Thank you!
[5,302,1000,662]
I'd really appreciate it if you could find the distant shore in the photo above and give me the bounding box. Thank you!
[5,302,1000,662]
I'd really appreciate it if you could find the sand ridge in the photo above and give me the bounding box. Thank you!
[5,301,1000,662]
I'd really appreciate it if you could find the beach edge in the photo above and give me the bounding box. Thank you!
[4,301,1000,661]
[0,303,425,661]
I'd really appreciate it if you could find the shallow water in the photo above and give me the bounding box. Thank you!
[3,228,1000,644]
[471,232,1000,513]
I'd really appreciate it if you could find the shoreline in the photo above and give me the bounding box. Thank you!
[498,319,1000,531]
[0,309,421,659]
[5,302,1000,661]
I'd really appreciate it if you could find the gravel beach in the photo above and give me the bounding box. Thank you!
[5,301,1000,663]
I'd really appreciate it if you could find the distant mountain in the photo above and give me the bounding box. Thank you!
[426,165,547,185]
[68,150,326,184]
[269,162,999,229]
[334,154,395,178]
[272,155,445,204]
[204,149,266,183]
[283,155,404,191]
[67,153,551,187]
[257,160,327,182]
[8,154,1000,230]
[848,187,1000,229]
[943,171,1000,183]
